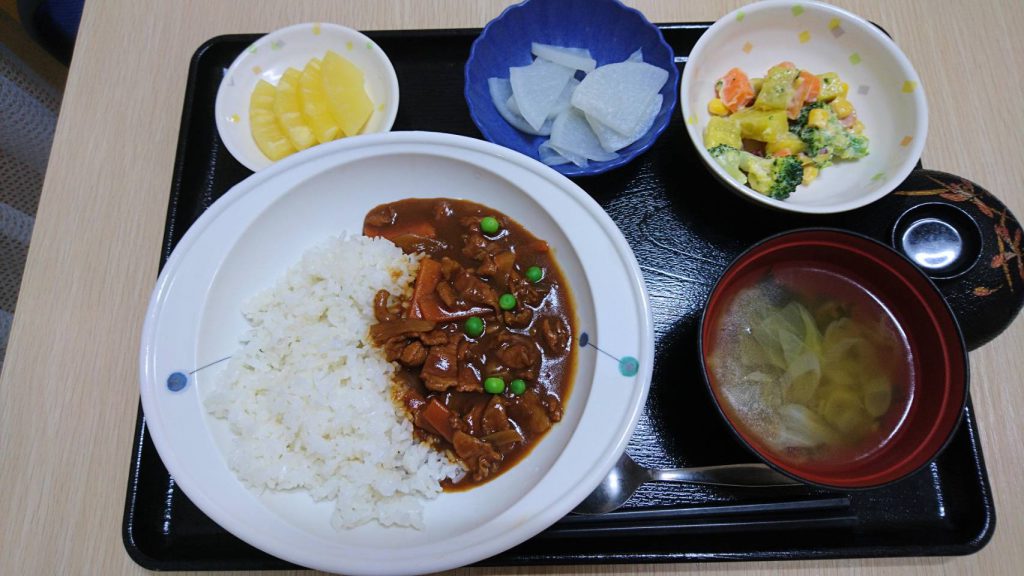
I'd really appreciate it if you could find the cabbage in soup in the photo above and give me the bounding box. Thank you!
[706,264,914,468]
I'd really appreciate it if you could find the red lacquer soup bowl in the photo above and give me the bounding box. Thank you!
[699,229,968,489]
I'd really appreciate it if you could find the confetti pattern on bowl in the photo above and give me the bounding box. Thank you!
[680,0,928,213]
[465,0,679,177]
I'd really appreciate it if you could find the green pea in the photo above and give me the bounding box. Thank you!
[525,266,543,283]
[464,316,484,338]
[480,216,500,235]
[484,376,506,394]
[509,379,527,395]
[499,293,517,310]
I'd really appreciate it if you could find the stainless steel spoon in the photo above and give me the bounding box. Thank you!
[573,451,805,515]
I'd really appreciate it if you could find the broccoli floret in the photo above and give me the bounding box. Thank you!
[799,125,836,160]
[740,154,804,200]
[767,156,804,199]
[793,102,870,163]
[711,144,803,200]
[790,101,829,134]
[837,132,870,160]
[708,144,747,184]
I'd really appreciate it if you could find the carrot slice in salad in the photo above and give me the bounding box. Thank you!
[799,70,822,102]
[716,67,755,112]
[788,70,822,118]
[782,70,823,118]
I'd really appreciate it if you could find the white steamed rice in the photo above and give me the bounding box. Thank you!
[204,234,464,530]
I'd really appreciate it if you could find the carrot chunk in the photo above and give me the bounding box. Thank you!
[419,398,454,443]
[788,70,822,119]
[799,70,822,102]
[716,67,755,112]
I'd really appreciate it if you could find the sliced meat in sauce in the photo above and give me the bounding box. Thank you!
[419,339,461,392]
[365,198,575,489]
[503,306,533,329]
[481,396,512,435]
[397,340,428,367]
[538,316,571,354]
[491,332,541,380]
[505,389,554,436]
[451,268,500,311]
[452,431,502,482]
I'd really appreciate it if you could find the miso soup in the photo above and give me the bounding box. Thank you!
[706,263,914,469]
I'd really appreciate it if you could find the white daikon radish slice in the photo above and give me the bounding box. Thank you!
[538,141,571,165]
[548,78,580,120]
[572,61,668,135]
[542,139,589,167]
[488,77,549,135]
[550,145,589,167]
[507,95,554,135]
[586,93,662,152]
[531,43,596,73]
[626,48,644,63]
[509,81,572,119]
[507,94,522,115]
[550,108,619,162]
[510,59,575,131]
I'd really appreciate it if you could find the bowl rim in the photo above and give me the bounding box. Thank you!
[697,227,969,491]
[214,22,401,172]
[139,130,655,574]
[679,0,929,214]
[463,0,679,177]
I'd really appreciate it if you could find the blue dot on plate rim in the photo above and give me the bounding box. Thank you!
[167,372,188,392]
[579,332,589,347]
[619,356,639,377]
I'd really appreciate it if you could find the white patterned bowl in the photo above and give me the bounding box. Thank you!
[680,0,927,214]
[215,23,399,172]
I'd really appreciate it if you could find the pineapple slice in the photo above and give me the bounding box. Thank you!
[299,58,342,144]
[321,50,373,136]
[250,79,295,161]
[274,68,317,151]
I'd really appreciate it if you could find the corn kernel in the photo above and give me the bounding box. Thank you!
[802,165,819,185]
[808,108,829,129]
[838,81,849,98]
[831,98,854,119]
[852,120,865,134]
[707,98,730,116]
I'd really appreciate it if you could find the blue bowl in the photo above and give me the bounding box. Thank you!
[465,0,678,177]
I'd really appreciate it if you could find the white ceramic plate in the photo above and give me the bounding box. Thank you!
[139,131,653,575]
[680,0,928,213]
[214,22,400,172]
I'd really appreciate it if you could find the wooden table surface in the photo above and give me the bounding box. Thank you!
[2,1,1022,574]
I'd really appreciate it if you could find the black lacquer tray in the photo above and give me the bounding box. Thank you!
[124,24,1020,570]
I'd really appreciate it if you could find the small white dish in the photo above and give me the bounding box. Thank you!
[139,131,653,575]
[680,0,928,214]
[214,22,400,172]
